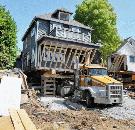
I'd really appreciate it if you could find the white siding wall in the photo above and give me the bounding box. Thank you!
[117,42,135,72]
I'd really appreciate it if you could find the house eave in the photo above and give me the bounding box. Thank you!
[22,17,37,41]
[37,35,101,49]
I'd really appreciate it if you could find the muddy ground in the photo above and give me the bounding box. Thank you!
[21,90,135,130]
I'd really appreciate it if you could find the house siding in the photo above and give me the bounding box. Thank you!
[22,23,37,71]
[117,42,135,72]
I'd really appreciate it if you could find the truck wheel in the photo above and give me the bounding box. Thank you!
[86,92,94,108]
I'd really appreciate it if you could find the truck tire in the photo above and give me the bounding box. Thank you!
[86,92,94,108]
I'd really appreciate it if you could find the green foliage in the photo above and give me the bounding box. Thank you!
[0,5,17,69]
[74,0,121,63]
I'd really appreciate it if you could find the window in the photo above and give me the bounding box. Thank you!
[72,27,80,33]
[59,12,69,21]
[88,68,108,76]
[129,55,135,62]
[53,24,62,30]
[63,24,69,30]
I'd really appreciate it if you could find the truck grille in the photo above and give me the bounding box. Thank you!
[109,85,122,98]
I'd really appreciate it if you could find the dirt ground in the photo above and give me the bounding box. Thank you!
[21,90,135,130]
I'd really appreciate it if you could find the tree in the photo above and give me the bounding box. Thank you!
[0,5,17,69]
[74,0,121,63]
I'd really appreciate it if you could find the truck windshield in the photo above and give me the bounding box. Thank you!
[89,68,107,76]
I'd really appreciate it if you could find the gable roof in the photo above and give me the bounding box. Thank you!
[113,37,135,54]
[22,9,92,41]
[36,13,91,29]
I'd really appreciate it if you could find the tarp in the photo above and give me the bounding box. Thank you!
[0,76,22,116]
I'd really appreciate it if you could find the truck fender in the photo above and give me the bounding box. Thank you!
[80,86,98,99]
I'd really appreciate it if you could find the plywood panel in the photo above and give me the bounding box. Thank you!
[9,109,25,130]
[0,116,14,130]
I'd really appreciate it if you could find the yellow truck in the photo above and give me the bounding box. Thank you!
[41,63,123,107]
[73,64,123,107]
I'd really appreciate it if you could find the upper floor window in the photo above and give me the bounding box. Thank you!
[72,27,81,33]
[129,55,135,63]
[53,24,62,30]
[59,12,69,21]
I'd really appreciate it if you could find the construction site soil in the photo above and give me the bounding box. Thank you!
[21,90,135,130]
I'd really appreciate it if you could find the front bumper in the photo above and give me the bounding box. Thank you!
[94,97,123,104]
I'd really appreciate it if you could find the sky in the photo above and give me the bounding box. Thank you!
[0,0,135,50]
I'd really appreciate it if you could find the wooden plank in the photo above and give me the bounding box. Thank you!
[109,54,120,71]
[44,92,55,94]
[45,42,52,68]
[0,116,14,130]
[81,48,88,63]
[90,49,97,64]
[9,109,25,130]
[109,55,118,71]
[64,47,73,69]
[85,49,93,65]
[49,43,58,68]
[45,84,55,87]
[113,55,121,71]
[59,45,68,69]
[17,109,37,130]
[118,55,125,70]
[54,45,63,69]
[69,49,78,69]
[37,44,41,67]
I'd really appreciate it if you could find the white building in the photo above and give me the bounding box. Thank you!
[108,37,135,72]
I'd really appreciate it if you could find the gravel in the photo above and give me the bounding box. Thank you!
[101,97,135,120]
[40,97,68,111]
[40,96,135,120]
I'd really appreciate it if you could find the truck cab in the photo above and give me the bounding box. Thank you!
[78,64,123,106]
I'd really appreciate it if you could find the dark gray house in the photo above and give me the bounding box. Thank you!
[22,8,100,72]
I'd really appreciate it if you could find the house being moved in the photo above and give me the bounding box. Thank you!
[108,37,135,88]
[22,8,100,73]
[21,8,100,95]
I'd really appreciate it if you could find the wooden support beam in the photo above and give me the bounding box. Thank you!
[116,55,125,71]
[84,49,93,65]
[90,49,97,64]
[81,48,88,64]
[37,44,41,67]
[111,55,121,71]
[64,47,73,69]
[109,55,118,71]
[40,41,47,68]
[49,42,58,68]
[54,45,63,69]
[44,42,52,68]
[59,45,68,69]
[69,49,78,69]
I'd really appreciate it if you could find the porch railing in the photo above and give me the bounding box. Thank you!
[50,28,91,43]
